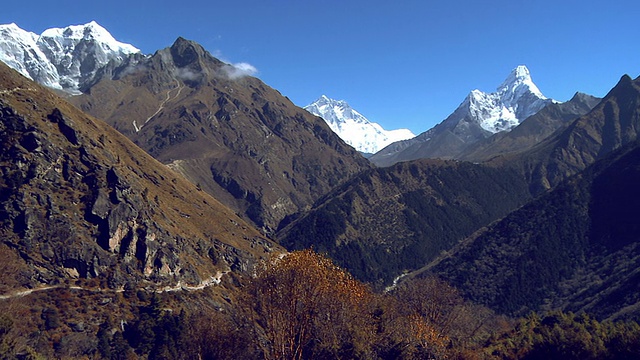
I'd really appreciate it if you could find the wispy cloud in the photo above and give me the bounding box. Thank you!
[175,67,203,81]
[221,62,258,80]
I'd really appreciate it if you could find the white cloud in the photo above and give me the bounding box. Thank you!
[175,67,202,81]
[221,62,258,80]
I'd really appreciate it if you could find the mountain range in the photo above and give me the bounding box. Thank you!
[303,95,415,154]
[2,21,640,357]
[67,37,371,234]
[370,65,556,166]
[0,22,140,94]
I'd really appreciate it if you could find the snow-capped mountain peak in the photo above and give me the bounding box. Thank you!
[463,65,553,133]
[39,21,139,55]
[305,96,415,154]
[498,65,537,91]
[0,21,140,94]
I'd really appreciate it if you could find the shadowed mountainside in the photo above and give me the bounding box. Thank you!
[491,75,640,195]
[277,159,531,287]
[426,139,640,320]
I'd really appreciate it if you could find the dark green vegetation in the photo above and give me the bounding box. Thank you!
[278,159,532,287]
[485,311,640,359]
[429,139,640,319]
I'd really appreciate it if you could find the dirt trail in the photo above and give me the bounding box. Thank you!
[133,79,185,132]
[0,271,228,300]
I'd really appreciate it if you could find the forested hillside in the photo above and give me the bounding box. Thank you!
[278,159,532,286]
[428,140,640,320]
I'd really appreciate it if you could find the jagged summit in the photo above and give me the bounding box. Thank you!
[169,37,208,67]
[39,21,139,54]
[466,65,552,133]
[370,65,554,166]
[304,95,415,154]
[497,65,545,98]
[0,21,140,93]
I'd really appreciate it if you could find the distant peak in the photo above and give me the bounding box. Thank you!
[0,23,21,30]
[311,95,351,109]
[39,22,140,54]
[499,65,532,88]
[496,65,546,100]
[170,37,206,67]
[512,65,531,79]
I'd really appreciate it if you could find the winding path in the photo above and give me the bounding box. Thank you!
[133,79,185,132]
[0,271,228,300]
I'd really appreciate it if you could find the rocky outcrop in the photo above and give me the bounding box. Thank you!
[0,62,280,291]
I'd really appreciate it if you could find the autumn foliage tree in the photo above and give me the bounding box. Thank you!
[244,249,376,360]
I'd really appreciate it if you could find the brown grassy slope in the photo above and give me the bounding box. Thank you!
[489,75,640,194]
[0,61,281,293]
[70,38,372,233]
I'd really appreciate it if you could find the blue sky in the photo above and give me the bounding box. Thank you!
[3,0,639,134]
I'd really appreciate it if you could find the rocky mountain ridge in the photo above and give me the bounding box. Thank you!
[68,37,372,234]
[0,21,140,94]
[370,65,554,166]
[0,61,278,292]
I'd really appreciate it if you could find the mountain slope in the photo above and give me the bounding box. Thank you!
[426,139,640,320]
[0,22,140,94]
[70,37,372,233]
[370,66,554,166]
[0,61,278,292]
[493,74,640,194]
[304,95,415,154]
[277,159,531,287]
[459,92,601,162]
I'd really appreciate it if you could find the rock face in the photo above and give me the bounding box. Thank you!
[0,62,279,290]
[71,37,372,233]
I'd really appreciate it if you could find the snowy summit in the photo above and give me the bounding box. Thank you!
[304,95,415,154]
[465,65,552,133]
[0,21,140,94]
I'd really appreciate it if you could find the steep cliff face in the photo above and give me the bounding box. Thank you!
[0,62,279,291]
